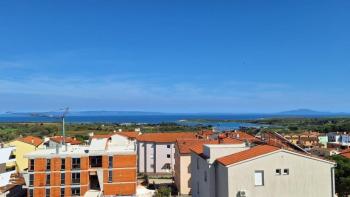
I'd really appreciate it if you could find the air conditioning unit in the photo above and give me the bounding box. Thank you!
[238,190,247,197]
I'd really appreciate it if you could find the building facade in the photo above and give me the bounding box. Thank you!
[137,132,196,174]
[24,134,137,197]
[191,144,336,197]
[6,136,43,171]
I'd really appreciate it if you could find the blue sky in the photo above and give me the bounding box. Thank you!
[0,1,349,113]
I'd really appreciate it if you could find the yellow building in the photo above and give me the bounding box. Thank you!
[6,136,43,171]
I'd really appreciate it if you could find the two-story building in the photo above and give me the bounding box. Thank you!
[24,133,137,197]
[191,144,336,197]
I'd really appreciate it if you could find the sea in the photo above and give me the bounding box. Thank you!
[0,114,269,131]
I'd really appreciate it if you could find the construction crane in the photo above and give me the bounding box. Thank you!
[30,107,69,146]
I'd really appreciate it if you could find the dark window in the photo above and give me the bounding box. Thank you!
[72,172,80,184]
[108,170,113,183]
[204,171,207,182]
[109,156,113,168]
[167,144,171,148]
[61,173,65,185]
[275,169,281,175]
[29,174,34,186]
[283,169,289,175]
[29,189,34,197]
[72,158,80,169]
[46,159,51,171]
[46,174,50,185]
[29,159,34,171]
[61,158,65,170]
[71,187,80,196]
[196,158,199,169]
[60,188,65,197]
[167,154,171,158]
[46,188,50,197]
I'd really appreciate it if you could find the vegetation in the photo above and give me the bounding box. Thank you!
[331,155,350,197]
[242,117,350,134]
[155,186,171,197]
[0,122,210,142]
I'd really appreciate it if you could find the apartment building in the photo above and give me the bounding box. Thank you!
[6,136,43,171]
[23,133,137,197]
[174,137,245,195]
[191,144,336,197]
[137,132,196,174]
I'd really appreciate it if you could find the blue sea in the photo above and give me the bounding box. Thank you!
[0,114,268,131]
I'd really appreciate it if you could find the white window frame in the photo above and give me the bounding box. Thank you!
[254,170,264,186]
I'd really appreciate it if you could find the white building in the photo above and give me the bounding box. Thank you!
[191,144,336,197]
[0,146,16,187]
[137,132,196,174]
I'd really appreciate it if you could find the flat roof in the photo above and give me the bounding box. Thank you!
[25,144,135,158]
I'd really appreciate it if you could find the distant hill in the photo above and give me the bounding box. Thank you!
[277,109,349,116]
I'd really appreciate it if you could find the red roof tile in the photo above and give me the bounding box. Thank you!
[50,136,82,145]
[17,136,43,147]
[340,148,350,159]
[177,139,213,154]
[217,145,280,166]
[116,131,139,139]
[137,132,197,143]
[189,137,245,155]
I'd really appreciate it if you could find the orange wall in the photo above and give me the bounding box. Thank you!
[104,183,137,196]
[114,155,136,168]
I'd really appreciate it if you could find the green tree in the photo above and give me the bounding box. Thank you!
[331,155,350,197]
[155,186,171,197]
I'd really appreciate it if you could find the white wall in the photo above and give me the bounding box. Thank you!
[221,151,335,197]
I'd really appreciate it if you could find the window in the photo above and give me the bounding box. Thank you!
[167,144,171,148]
[61,173,65,185]
[108,170,113,183]
[61,158,65,170]
[46,159,51,171]
[46,188,50,197]
[275,169,281,175]
[109,156,113,168]
[60,188,65,197]
[167,154,171,158]
[29,159,34,171]
[150,164,154,168]
[72,158,80,169]
[254,171,264,186]
[72,172,80,184]
[29,174,34,186]
[29,189,34,197]
[46,174,50,185]
[71,187,80,196]
[283,168,289,175]
[204,171,207,182]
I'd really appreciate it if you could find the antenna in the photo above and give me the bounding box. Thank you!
[9,108,70,147]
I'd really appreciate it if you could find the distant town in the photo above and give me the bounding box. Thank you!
[0,116,349,197]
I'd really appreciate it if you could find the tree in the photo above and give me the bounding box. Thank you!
[331,155,350,197]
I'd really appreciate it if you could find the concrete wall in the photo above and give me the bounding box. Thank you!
[137,141,175,174]
[175,153,192,195]
[191,153,216,197]
[220,151,335,197]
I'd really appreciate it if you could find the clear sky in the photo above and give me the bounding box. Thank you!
[0,1,349,113]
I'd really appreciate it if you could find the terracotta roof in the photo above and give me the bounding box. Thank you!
[50,136,81,145]
[229,131,258,142]
[137,132,197,143]
[17,136,43,147]
[217,145,280,166]
[116,131,139,139]
[340,148,350,159]
[177,139,213,154]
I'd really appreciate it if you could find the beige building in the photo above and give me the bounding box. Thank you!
[191,144,336,197]
[175,137,245,195]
